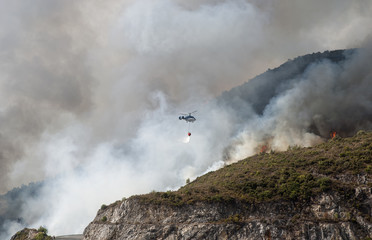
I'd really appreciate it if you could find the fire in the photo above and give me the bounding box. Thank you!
[330,131,336,139]
[258,138,273,154]
[260,145,268,154]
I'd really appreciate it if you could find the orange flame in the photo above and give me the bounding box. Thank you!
[260,145,268,153]
[330,131,336,139]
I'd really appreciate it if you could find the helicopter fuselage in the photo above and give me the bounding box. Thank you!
[179,115,196,122]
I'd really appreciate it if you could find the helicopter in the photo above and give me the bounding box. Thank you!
[179,111,197,136]
[179,111,197,123]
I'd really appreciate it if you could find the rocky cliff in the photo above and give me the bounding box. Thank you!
[83,192,372,239]
[10,229,38,240]
[83,132,372,239]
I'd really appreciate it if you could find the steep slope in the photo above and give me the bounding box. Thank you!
[83,131,372,239]
[217,48,372,151]
[218,49,354,117]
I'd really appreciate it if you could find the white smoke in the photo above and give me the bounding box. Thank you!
[1,0,372,238]
[14,92,232,235]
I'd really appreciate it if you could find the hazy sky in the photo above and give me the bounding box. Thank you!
[1,0,372,237]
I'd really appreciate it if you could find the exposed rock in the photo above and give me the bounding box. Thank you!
[10,228,38,240]
[10,227,54,240]
[83,188,372,239]
[83,132,372,239]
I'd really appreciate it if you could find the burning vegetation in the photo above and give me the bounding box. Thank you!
[330,131,337,139]
[260,145,268,154]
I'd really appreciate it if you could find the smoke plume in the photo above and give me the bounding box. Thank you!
[1,0,372,238]
[219,48,372,161]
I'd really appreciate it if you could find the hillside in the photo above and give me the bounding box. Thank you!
[217,49,360,139]
[83,131,372,239]
[218,49,354,118]
[136,131,372,205]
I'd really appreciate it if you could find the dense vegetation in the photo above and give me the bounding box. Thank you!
[134,131,372,206]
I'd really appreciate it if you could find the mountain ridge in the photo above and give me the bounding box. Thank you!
[217,49,358,138]
[82,131,372,239]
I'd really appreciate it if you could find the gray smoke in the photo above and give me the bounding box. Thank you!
[1,0,372,238]
[219,48,372,161]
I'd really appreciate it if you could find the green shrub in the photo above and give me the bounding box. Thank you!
[34,227,52,240]
[224,214,243,224]
[210,195,223,202]
[317,177,331,191]
[37,226,48,234]
[357,130,366,136]
[101,204,107,210]
[209,186,219,193]
[35,233,45,240]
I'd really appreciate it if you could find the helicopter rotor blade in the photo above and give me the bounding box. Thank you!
[180,110,197,116]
